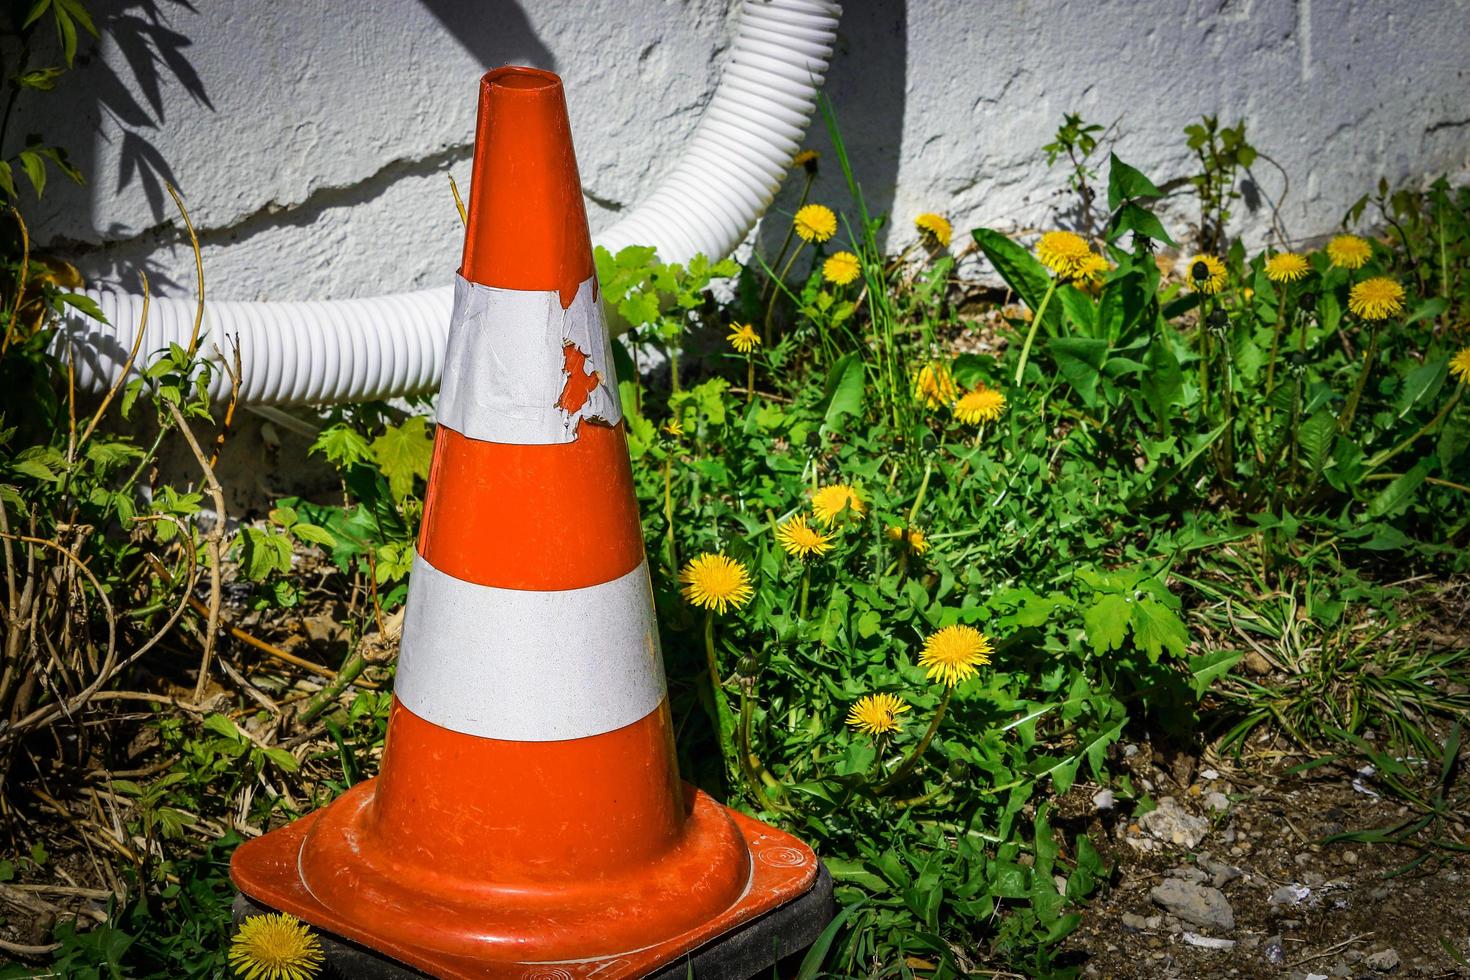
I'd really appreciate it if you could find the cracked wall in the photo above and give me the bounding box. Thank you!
[27,0,1470,302]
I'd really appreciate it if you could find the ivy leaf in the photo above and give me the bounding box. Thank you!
[1082,593,1131,654]
[370,416,434,502]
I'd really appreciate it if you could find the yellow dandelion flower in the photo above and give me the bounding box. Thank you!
[952,385,1006,425]
[1264,252,1310,284]
[1076,252,1110,285]
[917,624,993,688]
[846,692,910,737]
[810,484,864,526]
[663,419,685,438]
[793,149,820,174]
[229,913,324,980]
[912,361,959,409]
[1036,230,1095,280]
[884,525,930,555]
[727,323,761,353]
[1186,254,1227,294]
[679,553,754,614]
[823,251,861,286]
[1327,234,1372,270]
[915,212,953,248]
[793,204,837,243]
[1347,277,1405,320]
[775,513,834,560]
[1449,346,1470,385]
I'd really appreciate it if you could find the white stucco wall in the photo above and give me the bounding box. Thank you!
[27,0,1470,302]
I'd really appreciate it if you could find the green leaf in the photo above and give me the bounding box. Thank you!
[1049,336,1109,406]
[235,527,293,581]
[1366,456,1434,519]
[202,713,244,742]
[972,228,1060,332]
[311,424,372,468]
[370,415,434,501]
[59,292,106,322]
[0,160,15,199]
[1110,202,1176,247]
[1131,597,1189,661]
[1298,410,1338,478]
[1082,594,1131,654]
[1106,153,1164,210]
[1188,650,1242,697]
[1394,357,1447,420]
[17,150,45,197]
[291,522,336,548]
[818,352,864,433]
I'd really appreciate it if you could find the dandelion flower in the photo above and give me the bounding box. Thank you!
[1347,277,1405,320]
[952,385,1006,425]
[793,204,837,243]
[793,149,820,174]
[1264,252,1310,284]
[1450,346,1470,385]
[1186,254,1227,294]
[912,361,958,409]
[775,513,834,560]
[1076,252,1110,284]
[229,913,324,980]
[663,419,685,438]
[917,624,993,688]
[846,692,910,736]
[885,525,931,555]
[810,484,864,526]
[1036,230,1095,280]
[915,212,952,248]
[679,553,754,614]
[727,323,761,353]
[1327,234,1372,270]
[823,251,861,286]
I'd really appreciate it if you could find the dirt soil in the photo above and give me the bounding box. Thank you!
[1058,738,1470,979]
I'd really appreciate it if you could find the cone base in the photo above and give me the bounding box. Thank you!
[231,785,820,980]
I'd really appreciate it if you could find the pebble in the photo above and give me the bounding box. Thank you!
[1205,791,1231,813]
[1269,883,1311,907]
[1092,788,1115,811]
[1149,878,1235,932]
[1182,931,1236,951]
[1364,948,1401,973]
[1121,912,1161,931]
[1140,797,1211,849]
[1264,934,1286,964]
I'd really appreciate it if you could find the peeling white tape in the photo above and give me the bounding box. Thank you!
[395,553,666,741]
[437,275,622,445]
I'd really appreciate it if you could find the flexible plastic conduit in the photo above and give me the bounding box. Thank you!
[54,0,841,405]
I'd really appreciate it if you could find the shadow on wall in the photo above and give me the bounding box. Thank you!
[419,0,554,72]
[761,2,907,256]
[32,0,550,278]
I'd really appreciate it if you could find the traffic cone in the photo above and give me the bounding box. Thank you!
[230,66,821,978]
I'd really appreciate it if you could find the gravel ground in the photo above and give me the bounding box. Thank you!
[1058,739,1470,979]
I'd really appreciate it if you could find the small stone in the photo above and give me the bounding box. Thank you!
[1370,885,1392,901]
[1092,788,1116,811]
[1269,883,1311,907]
[1264,934,1286,964]
[1342,850,1358,865]
[1122,912,1153,931]
[1182,932,1237,951]
[1149,878,1235,932]
[1304,871,1326,888]
[1139,797,1211,849]
[1200,768,1220,780]
[1167,865,1208,882]
[1364,948,1401,973]
[1205,791,1231,813]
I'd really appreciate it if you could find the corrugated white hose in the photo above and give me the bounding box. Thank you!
[54,0,841,405]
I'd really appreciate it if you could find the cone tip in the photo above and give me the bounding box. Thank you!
[461,64,593,302]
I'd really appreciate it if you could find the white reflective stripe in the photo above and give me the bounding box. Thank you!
[395,553,665,741]
[437,275,623,445]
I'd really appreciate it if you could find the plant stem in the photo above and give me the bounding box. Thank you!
[762,241,808,346]
[662,455,677,574]
[703,610,720,690]
[875,686,951,793]
[798,566,810,620]
[745,352,755,405]
[1364,383,1465,473]
[1013,279,1058,385]
[1264,288,1291,408]
[738,682,783,812]
[1338,321,1382,434]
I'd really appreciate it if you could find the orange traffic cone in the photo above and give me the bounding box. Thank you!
[230,66,821,978]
